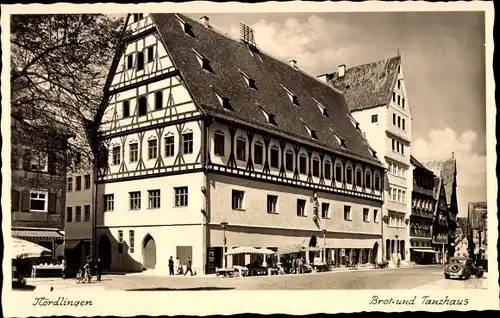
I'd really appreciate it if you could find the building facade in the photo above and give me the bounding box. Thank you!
[467,201,487,261]
[327,56,412,265]
[11,106,70,260]
[409,156,436,264]
[93,13,386,274]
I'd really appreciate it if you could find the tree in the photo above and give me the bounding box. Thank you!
[11,14,127,178]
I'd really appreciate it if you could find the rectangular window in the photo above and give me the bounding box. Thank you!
[155,91,163,110]
[296,199,306,217]
[112,146,121,165]
[214,133,225,156]
[127,54,133,69]
[118,230,123,254]
[67,178,73,192]
[321,203,330,219]
[165,136,174,157]
[397,190,401,203]
[270,147,279,168]
[397,95,401,105]
[356,170,362,187]
[75,176,82,191]
[84,205,90,221]
[174,187,188,207]
[396,141,400,153]
[363,208,369,222]
[267,195,278,214]
[397,116,401,128]
[346,168,353,184]
[130,143,139,163]
[365,173,371,188]
[66,207,72,222]
[398,80,401,89]
[123,100,130,118]
[402,119,406,130]
[148,189,161,209]
[299,155,307,175]
[375,175,380,191]
[147,46,154,62]
[138,96,147,116]
[285,151,293,172]
[335,164,342,182]
[254,143,263,165]
[344,205,352,221]
[312,158,320,177]
[182,133,193,154]
[371,114,378,123]
[75,206,81,222]
[232,190,244,210]
[392,92,396,102]
[148,139,158,159]
[402,98,405,109]
[401,144,405,155]
[324,161,331,179]
[84,174,91,189]
[374,209,379,223]
[392,139,395,151]
[236,138,246,161]
[129,230,135,253]
[137,51,144,70]
[393,113,396,125]
[104,194,114,212]
[129,191,141,210]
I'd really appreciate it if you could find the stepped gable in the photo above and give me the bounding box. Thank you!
[150,13,382,166]
[328,56,401,112]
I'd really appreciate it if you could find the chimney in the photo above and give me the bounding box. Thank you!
[289,60,297,69]
[338,64,346,78]
[199,16,210,28]
[451,152,455,159]
[317,73,330,83]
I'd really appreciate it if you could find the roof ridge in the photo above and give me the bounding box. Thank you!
[345,55,401,72]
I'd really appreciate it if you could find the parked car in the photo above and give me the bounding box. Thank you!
[444,257,483,280]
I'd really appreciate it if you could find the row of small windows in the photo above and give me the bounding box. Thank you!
[392,113,406,130]
[388,160,407,179]
[126,46,155,71]
[392,91,406,109]
[388,187,407,204]
[117,230,135,253]
[388,213,405,228]
[66,205,90,223]
[122,91,163,118]
[391,139,405,155]
[214,132,380,189]
[413,198,433,210]
[103,187,189,212]
[110,133,193,165]
[67,174,91,192]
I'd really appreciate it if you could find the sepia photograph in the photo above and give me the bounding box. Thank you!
[1,1,497,316]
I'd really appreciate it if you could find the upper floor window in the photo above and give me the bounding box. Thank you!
[147,46,154,63]
[267,195,278,214]
[84,174,91,189]
[356,169,362,187]
[104,194,114,212]
[397,95,401,105]
[346,167,353,184]
[402,98,405,109]
[393,113,396,125]
[129,230,135,253]
[112,146,121,165]
[129,143,139,163]
[371,114,378,123]
[236,138,246,161]
[148,190,161,209]
[148,139,158,159]
[373,209,379,223]
[296,199,306,216]
[312,158,320,177]
[31,152,47,172]
[363,208,370,222]
[299,154,307,175]
[324,161,331,180]
[232,190,245,210]
[192,49,213,72]
[123,100,130,118]
[138,96,147,116]
[137,51,144,71]
[397,116,401,128]
[214,132,225,156]
[75,206,82,222]
[66,207,72,222]
[344,205,352,221]
[285,150,293,172]
[155,91,163,110]
[392,92,396,102]
[335,164,342,182]
[67,177,73,192]
[75,176,82,191]
[270,146,279,169]
[182,133,193,154]
[282,85,299,106]
[30,191,48,212]
[129,191,141,210]
[375,174,381,191]
[165,136,174,157]
[254,142,263,165]
[84,205,90,221]
[321,203,330,219]
[402,119,406,130]
[127,54,133,70]
[365,172,371,189]
[174,187,188,207]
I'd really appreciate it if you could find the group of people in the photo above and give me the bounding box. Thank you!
[62,256,103,282]
[168,256,195,276]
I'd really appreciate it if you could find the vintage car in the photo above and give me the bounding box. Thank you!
[444,257,483,280]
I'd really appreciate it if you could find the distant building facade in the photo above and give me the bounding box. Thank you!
[454,235,468,258]
[467,201,487,261]
[328,56,412,265]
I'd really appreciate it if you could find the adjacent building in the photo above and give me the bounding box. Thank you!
[326,56,412,265]
[467,201,487,261]
[94,13,385,274]
[409,156,436,264]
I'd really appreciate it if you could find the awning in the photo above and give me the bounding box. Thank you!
[325,239,379,249]
[277,245,322,254]
[413,249,438,254]
[12,237,51,259]
[12,229,64,240]
[64,240,83,250]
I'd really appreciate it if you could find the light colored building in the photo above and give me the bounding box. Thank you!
[94,13,386,274]
[327,56,412,265]
[467,201,487,261]
[454,234,468,258]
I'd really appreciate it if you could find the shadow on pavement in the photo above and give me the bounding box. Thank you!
[12,282,36,291]
[125,287,235,291]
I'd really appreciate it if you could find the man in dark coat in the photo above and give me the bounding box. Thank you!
[184,257,194,276]
[168,256,174,275]
[95,258,102,281]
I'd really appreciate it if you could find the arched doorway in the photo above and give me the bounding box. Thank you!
[98,234,112,270]
[142,234,157,270]
[308,235,317,265]
[372,242,379,263]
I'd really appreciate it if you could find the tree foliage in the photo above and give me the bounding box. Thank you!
[11,14,126,175]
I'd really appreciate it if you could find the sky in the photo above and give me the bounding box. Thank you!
[184,12,486,217]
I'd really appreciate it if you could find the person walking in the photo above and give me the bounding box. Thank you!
[168,256,174,275]
[184,257,193,276]
[175,257,181,275]
[96,258,102,281]
[61,258,67,279]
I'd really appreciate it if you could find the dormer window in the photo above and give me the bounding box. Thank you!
[347,114,358,129]
[314,99,329,117]
[281,85,299,106]
[176,14,195,37]
[239,69,257,89]
[214,92,233,111]
[260,107,278,126]
[192,49,213,72]
[303,124,318,140]
[332,133,346,149]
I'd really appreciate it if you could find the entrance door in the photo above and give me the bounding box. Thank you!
[372,242,379,263]
[143,234,157,269]
[98,235,112,269]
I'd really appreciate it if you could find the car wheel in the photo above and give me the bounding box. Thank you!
[444,274,450,279]
[464,272,471,280]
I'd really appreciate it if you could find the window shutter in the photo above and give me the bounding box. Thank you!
[21,191,30,212]
[11,190,20,211]
[48,193,57,214]
[22,152,31,170]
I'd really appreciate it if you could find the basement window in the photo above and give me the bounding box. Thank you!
[239,69,258,89]
[192,49,213,72]
[281,85,299,106]
[214,92,233,111]
[314,99,329,117]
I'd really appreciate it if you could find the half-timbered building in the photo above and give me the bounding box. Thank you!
[95,13,385,274]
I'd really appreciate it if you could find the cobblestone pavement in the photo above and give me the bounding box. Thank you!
[21,265,488,291]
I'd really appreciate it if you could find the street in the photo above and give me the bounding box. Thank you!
[23,266,487,291]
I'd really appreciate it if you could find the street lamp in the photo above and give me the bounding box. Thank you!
[322,229,327,264]
[221,220,228,269]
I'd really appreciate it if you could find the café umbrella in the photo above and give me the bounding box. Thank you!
[12,237,51,260]
[225,246,276,256]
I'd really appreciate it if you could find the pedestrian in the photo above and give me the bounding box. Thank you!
[184,257,193,276]
[175,257,181,275]
[96,257,102,281]
[61,258,67,279]
[168,256,174,275]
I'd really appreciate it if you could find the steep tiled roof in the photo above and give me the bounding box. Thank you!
[423,157,457,205]
[327,56,401,112]
[150,14,382,166]
[411,155,433,175]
